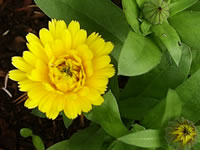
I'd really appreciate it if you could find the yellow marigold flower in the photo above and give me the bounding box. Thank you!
[9,19,115,119]
[165,118,198,150]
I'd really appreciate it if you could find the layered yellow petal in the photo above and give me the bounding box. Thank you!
[10,19,115,120]
[86,88,104,105]
[68,20,80,39]
[72,29,87,48]
[64,93,81,119]
[39,28,54,46]
[9,69,26,81]
[94,64,115,78]
[12,56,33,72]
[18,79,41,92]
[89,38,105,56]
[86,32,101,45]
[27,41,48,63]
[62,29,72,50]
[28,59,49,82]
[93,55,111,70]
[77,44,93,60]
[23,51,37,66]
[86,76,108,94]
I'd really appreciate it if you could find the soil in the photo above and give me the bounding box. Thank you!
[0,0,103,149]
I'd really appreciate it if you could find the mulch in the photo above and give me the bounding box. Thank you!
[0,0,91,149]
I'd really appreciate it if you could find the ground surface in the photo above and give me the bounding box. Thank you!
[0,0,122,150]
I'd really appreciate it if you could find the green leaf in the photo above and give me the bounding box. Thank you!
[47,140,69,150]
[122,0,140,34]
[120,43,192,99]
[118,31,161,76]
[61,112,73,128]
[131,124,145,132]
[69,124,109,150]
[20,128,33,138]
[85,91,128,138]
[34,0,130,60]
[140,43,192,98]
[136,0,147,8]
[187,1,200,11]
[192,143,200,150]
[142,89,182,128]
[119,97,159,120]
[32,135,45,150]
[176,69,200,122]
[118,130,165,148]
[152,21,182,66]
[169,11,200,50]
[169,11,200,73]
[31,108,46,118]
[109,141,155,150]
[108,56,120,100]
[169,0,198,17]
[141,20,152,35]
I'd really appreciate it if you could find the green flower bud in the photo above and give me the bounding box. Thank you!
[165,118,198,150]
[143,0,169,25]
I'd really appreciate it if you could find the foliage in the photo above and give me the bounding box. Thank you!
[19,0,200,149]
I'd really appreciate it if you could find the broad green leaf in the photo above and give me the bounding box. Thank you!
[109,141,154,150]
[176,69,200,122]
[85,91,128,138]
[152,21,182,66]
[31,108,46,118]
[140,43,192,98]
[136,0,147,8]
[32,135,45,150]
[142,89,182,128]
[169,11,200,51]
[119,97,159,120]
[190,49,200,74]
[169,0,198,17]
[118,31,161,76]
[120,43,192,99]
[108,56,120,100]
[118,130,165,148]
[69,124,108,150]
[61,112,73,128]
[47,140,69,150]
[34,0,130,60]
[122,0,140,34]
[20,128,33,138]
[187,1,200,11]
[169,11,200,73]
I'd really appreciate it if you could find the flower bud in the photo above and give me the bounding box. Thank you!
[165,117,198,150]
[143,0,169,25]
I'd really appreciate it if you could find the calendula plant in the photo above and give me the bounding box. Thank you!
[8,0,200,149]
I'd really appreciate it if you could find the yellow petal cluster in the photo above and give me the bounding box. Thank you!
[171,121,197,145]
[9,19,115,119]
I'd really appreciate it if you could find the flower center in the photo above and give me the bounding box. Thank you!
[172,122,197,145]
[48,55,86,93]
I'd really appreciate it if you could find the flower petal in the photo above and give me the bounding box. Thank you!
[68,20,80,39]
[39,28,54,46]
[9,69,26,81]
[12,56,33,72]
[93,55,111,70]
[23,51,37,67]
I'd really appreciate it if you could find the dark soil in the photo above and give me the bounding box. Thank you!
[0,0,92,149]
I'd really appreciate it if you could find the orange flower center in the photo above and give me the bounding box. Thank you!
[48,54,86,93]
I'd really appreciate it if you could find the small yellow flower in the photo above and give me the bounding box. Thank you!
[172,121,197,145]
[9,19,115,119]
[165,118,198,150]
